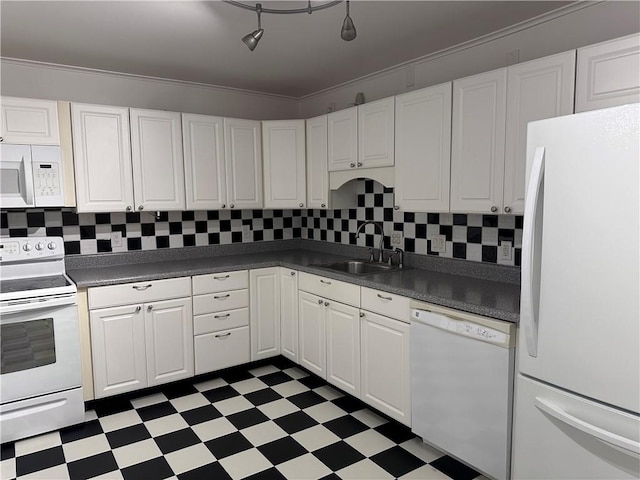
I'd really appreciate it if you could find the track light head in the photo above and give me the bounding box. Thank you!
[242,29,264,51]
[341,0,356,41]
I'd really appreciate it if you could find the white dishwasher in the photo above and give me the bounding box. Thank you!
[410,301,516,480]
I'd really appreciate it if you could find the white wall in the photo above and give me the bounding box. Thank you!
[299,1,640,118]
[0,60,298,120]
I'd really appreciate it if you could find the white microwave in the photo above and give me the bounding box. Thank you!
[0,144,64,208]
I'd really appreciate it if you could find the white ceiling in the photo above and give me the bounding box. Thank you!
[1,1,572,98]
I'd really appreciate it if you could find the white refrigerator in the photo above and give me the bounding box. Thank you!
[512,103,640,479]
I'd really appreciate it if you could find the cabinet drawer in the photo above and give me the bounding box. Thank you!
[194,308,249,335]
[361,287,411,322]
[194,326,250,375]
[193,289,248,315]
[88,277,191,309]
[193,271,248,295]
[298,272,360,307]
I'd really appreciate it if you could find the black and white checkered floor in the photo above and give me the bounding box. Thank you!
[1,358,485,480]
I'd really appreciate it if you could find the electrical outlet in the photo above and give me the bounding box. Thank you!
[242,224,251,240]
[431,234,446,253]
[391,232,403,247]
[499,240,513,261]
[110,231,122,247]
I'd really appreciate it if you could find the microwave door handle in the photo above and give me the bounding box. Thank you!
[22,152,35,207]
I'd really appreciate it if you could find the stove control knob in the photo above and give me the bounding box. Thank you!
[35,242,45,251]
[23,243,33,252]
[48,241,57,250]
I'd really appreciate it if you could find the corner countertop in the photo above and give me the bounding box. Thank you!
[67,241,520,323]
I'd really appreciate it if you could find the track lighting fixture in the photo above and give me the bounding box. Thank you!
[225,0,357,51]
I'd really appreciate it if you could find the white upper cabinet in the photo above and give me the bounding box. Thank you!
[358,97,395,168]
[504,51,575,214]
[130,109,185,212]
[224,118,263,209]
[182,113,226,210]
[1,97,60,145]
[327,106,358,171]
[72,103,134,213]
[306,115,329,209]
[394,82,452,213]
[451,68,507,214]
[262,120,306,209]
[576,33,640,112]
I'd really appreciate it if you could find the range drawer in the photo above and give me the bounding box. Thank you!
[194,326,250,375]
[298,272,360,307]
[194,307,249,335]
[88,277,191,309]
[361,287,411,322]
[193,271,248,295]
[193,289,249,315]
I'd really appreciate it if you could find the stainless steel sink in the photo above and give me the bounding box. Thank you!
[316,260,400,275]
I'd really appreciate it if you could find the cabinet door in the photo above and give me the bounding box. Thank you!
[145,297,193,387]
[90,304,146,398]
[182,113,227,210]
[130,109,185,211]
[224,118,263,209]
[298,291,326,378]
[358,97,395,168]
[262,120,306,209]
[249,268,281,361]
[1,97,59,145]
[576,33,640,113]
[395,83,452,212]
[360,311,410,425]
[504,51,575,215]
[72,103,134,213]
[327,107,358,171]
[306,115,329,209]
[326,300,360,397]
[451,68,507,213]
[280,268,299,363]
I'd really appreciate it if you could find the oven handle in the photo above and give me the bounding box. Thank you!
[1,294,76,316]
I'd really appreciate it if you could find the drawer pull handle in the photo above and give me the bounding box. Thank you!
[213,275,230,280]
[377,294,393,301]
[215,332,232,339]
[213,294,230,300]
[214,314,231,319]
[133,284,152,291]
[320,279,332,285]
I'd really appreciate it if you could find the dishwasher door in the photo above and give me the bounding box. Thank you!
[410,304,516,480]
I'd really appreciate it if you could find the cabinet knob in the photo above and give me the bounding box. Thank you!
[126,206,132,211]
[324,301,330,307]
[491,206,498,213]
[357,162,363,167]
[350,163,355,168]
[222,204,226,209]
[230,204,235,208]
[291,271,296,276]
[359,312,365,318]
[135,306,141,313]
[299,203,304,208]
[394,206,399,210]
[504,206,512,213]
[147,305,153,312]
[318,299,323,305]
[0,137,4,142]
[138,205,144,211]
[321,203,326,208]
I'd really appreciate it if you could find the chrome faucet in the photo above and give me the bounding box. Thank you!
[355,221,385,263]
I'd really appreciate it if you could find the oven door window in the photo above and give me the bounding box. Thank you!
[1,318,56,374]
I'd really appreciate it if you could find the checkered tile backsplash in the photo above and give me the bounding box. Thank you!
[1,180,523,266]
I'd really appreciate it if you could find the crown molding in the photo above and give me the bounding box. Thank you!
[298,1,602,101]
[0,57,299,101]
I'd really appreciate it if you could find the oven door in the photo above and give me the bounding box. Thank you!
[0,144,35,208]
[0,294,81,404]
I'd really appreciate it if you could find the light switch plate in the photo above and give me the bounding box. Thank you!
[110,231,122,247]
[431,234,446,253]
[499,240,513,261]
[391,232,403,247]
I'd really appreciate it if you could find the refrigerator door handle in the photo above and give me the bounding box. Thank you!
[521,146,545,357]
[535,397,640,458]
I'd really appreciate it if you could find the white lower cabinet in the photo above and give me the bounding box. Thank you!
[90,286,193,398]
[249,268,281,361]
[325,300,360,397]
[194,327,250,374]
[280,268,299,363]
[298,291,326,378]
[360,310,411,426]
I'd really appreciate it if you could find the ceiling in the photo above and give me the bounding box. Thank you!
[1,1,573,98]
